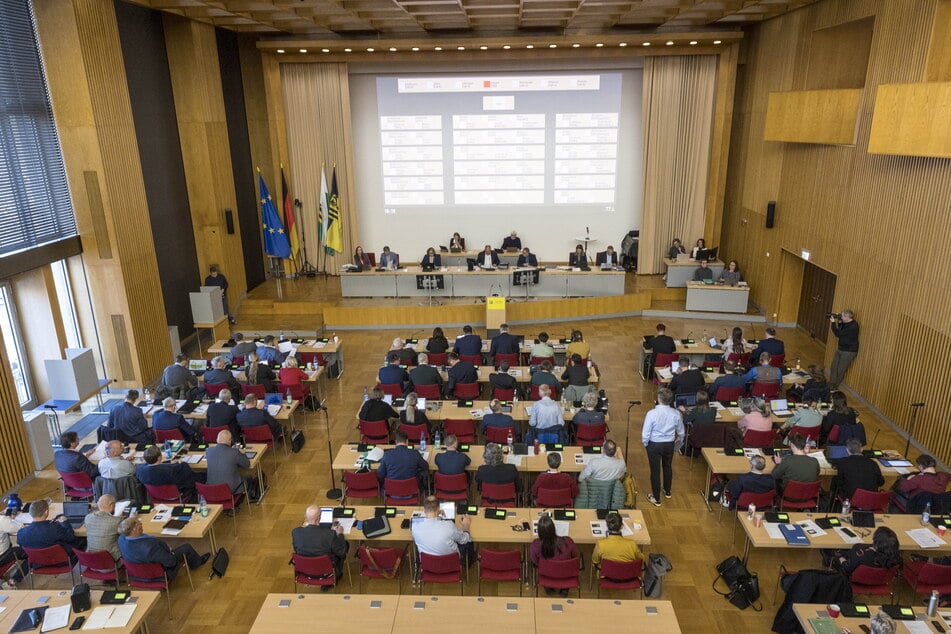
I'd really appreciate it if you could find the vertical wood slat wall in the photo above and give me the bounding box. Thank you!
[723,0,951,462]
[0,338,33,490]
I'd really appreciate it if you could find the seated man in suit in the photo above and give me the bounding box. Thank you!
[489,323,520,361]
[84,494,124,560]
[205,389,239,433]
[389,337,418,366]
[54,431,99,484]
[750,327,785,364]
[408,353,442,392]
[105,390,153,444]
[531,360,560,391]
[227,332,258,362]
[667,238,686,260]
[596,245,619,266]
[420,247,442,269]
[379,246,400,269]
[98,440,136,480]
[833,438,884,500]
[724,455,775,509]
[489,360,519,394]
[516,247,538,267]
[255,335,287,365]
[206,429,260,500]
[16,499,85,562]
[202,355,242,398]
[378,351,410,393]
[706,361,747,398]
[152,397,198,441]
[236,393,286,440]
[445,352,478,397]
[377,430,429,493]
[161,354,199,397]
[668,357,706,395]
[482,398,516,438]
[500,231,521,250]
[477,244,500,268]
[292,505,349,586]
[118,516,209,581]
[692,260,714,281]
[568,245,587,267]
[452,325,483,357]
[434,434,471,475]
[136,446,200,502]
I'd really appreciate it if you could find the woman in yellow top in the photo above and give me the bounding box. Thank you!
[566,330,589,360]
[592,513,648,566]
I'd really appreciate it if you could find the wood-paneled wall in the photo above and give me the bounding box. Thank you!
[0,339,34,490]
[723,0,951,462]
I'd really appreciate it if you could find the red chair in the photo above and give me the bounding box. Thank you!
[296,352,319,366]
[536,557,580,597]
[242,423,285,466]
[592,558,643,598]
[427,352,448,367]
[726,353,750,366]
[530,356,555,366]
[383,477,421,505]
[413,384,442,399]
[196,481,249,536]
[60,471,95,500]
[292,554,349,592]
[780,480,821,511]
[230,356,245,366]
[574,423,607,447]
[203,383,229,398]
[356,545,407,592]
[480,482,517,507]
[493,353,519,367]
[849,489,892,513]
[453,382,481,399]
[827,425,841,444]
[484,426,516,444]
[742,429,777,448]
[367,252,377,267]
[154,429,184,443]
[344,471,381,503]
[459,354,482,366]
[123,559,192,619]
[787,425,820,443]
[359,420,391,444]
[714,386,745,402]
[400,423,430,444]
[530,384,560,401]
[144,483,183,505]
[75,549,123,587]
[769,354,786,368]
[202,425,230,444]
[23,545,76,588]
[850,564,899,601]
[720,489,776,542]
[750,381,781,399]
[901,561,951,601]
[277,382,311,402]
[478,549,522,595]
[443,419,476,443]
[491,387,516,401]
[434,473,469,501]
[653,353,678,368]
[377,383,403,399]
[419,552,464,595]
[534,487,574,508]
[242,383,267,398]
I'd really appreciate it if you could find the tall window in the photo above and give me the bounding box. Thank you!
[51,259,81,348]
[0,284,32,406]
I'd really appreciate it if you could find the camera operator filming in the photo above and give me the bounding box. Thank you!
[829,309,859,391]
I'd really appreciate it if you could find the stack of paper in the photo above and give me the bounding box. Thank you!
[181,455,203,464]
[907,528,946,549]
[83,605,137,629]
[266,404,282,416]
[40,604,70,632]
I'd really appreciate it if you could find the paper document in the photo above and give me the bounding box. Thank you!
[89,441,110,462]
[657,368,673,380]
[192,404,209,415]
[113,501,131,517]
[728,408,744,417]
[266,404,282,416]
[907,528,946,549]
[764,522,785,540]
[337,518,356,535]
[439,502,456,519]
[313,341,326,349]
[40,604,70,632]
[796,520,827,537]
[834,527,863,544]
[574,454,594,465]
[807,451,832,469]
[83,604,136,630]
[903,622,934,634]
[505,455,523,467]
[534,519,569,537]
[181,455,203,464]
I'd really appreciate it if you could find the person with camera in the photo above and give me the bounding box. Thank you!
[829,309,859,390]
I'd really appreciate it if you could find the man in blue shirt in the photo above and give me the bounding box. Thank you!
[527,384,564,444]
[106,390,152,444]
[53,431,99,483]
[152,397,197,441]
[118,516,208,581]
[255,335,287,364]
[452,325,483,357]
[236,394,285,439]
[16,499,85,562]
[378,352,410,392]
[642,388,685,506]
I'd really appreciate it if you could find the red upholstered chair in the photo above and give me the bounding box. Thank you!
[296,352,319,366]
[359,420,391,444]
[443,419,476,443]
[453,382,481,399]
[726,353,750,366]
[75,549,123,587]
[493,353,519,367]
[399,423,430,444]
[592,559,643,598]
[478,549,522,595]
[203,383,229,398]
[491,387,516,401]
[901,561,951,602]
[356,546,407,592]
[144,483,183,505]
[484,426,516,444]
[419,552,464,595]
[292,554,349,592]
[230,356,246,366]
[780,480,822,512]
[123,558,193,619]
[480,482,517,507]
[534,487,574,508]
[242,423,286,465]
[434,473,469,502]
[413,384,442,399]
[60,471,95,501]
[720,489,776,542]
[750,381,781,399]
[459,354,482,365]
[154,429,184,443]
[196,481,249,536]
[850,564,899,602]
[23,545,76,588]
[530,356,555,367]
[536,557,581,597]
[652,353,678,368]
[574,423,607,447]
[377,383,403,399]
[367,252,377,267]
[201,425,230,444]
[849,489,892,513]
[714,386,745,402]
[427,352,448,367]
[383,477,421,506]
[344,471,381,503]
[277,382,311,402]
[787,425,820,443]
[742,429,777,448]
[242,383,267,398]
[769,354,786,368]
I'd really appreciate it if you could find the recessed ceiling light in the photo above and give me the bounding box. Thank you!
[572,43,580,48]
[689,40,697,45]
[480,45,487,50]
[389,47,397,52]
[503,45,511,49]
[457,46,465,50]
[321,48,330,53]
[412,47,419,51]
[666,41,674,46]
[595,43,603,47]
[713,40,722,45]
[435,46,442,51]
[299,49,307,53]
[619,42,627,47]
[526,44,534,49]
[344,48,352,53]
[549,44,557,48]
[367,47,374,52]
[276,49,285,54]
[642,42,650,47]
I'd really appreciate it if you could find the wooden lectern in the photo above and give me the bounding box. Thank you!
[486,296,506,339]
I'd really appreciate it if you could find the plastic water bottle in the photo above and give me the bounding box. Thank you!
[928,590,939,616]
[142,387,150,404]
[506,430,513,452]
[199,495,209,518]
[163,440,171,460]
[922,501,932,525]
[841,498,851,519]
[419,434,426,453]
[747,503,756,520]
[363,386,369,402]
[285,389,292,405]
[434,431,441,451]
[796,356,801,371]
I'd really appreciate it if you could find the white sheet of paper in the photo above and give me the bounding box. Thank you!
[89,440,110,462]
[505,455,523,467]
[807,451,832,469]
[337,518,356,535]
[907,528,946,549]
[728,408,744,417]
[439,502,456,519]
[40,603,70,632]
[278,341,295,354]
[266,404,282,416]
[764,522,784,540]
[113,501,131,517]
[903,622,934,634]
[796,519,827,537]
[834,527,863,544]
[574,453,593,465]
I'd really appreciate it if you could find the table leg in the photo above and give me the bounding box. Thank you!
[741,535,752,565]
[209,525,218,553]
[336,344,345,380]
[701,464,714,512]
[255,463,268,504]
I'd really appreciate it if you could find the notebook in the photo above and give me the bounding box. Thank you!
[778,523,810,545]
[769,399,793,417]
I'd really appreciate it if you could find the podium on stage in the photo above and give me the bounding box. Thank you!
[486,296,506,339]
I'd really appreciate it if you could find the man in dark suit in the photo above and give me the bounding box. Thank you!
[152,397,198,441]
[750,327,785,364]
[378,351,410,392]
[377,430,429,489]
[489,323,520,360]
[516,248,538,267]
[596,246,619,266]
[227,333,258,362]
[205,429,259,500]
[292,505,349,584]
[135,446,200,501]
[16,499,85,562]
[379,246,400,269]
[453,325,483,357]
[833,438,885,499]
[105,390,153,444]
[501,231,521,250]
[118,516,208,581]
[668,357,706,395]
[725,455,775,509]
[489,360,519,393]
[476,245,500,268]
[445,352,478,397]
[54,431,99,483]
[643,323,676,355]
[408,353,442,391]
[236,394,285,439]
[206,389,239,432]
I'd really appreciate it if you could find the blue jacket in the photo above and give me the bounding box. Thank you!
[205,402,239,429]
[420,254,442,268]
[434,450,471,475]
[453,334,483,356]
[516,253,538,267]
[119,534,182,579]
[53,449,99,483]
[152,410,196,440]
[750,338,785,364]
[107,402,153,444]
[255,345,286,364]
[17,519,82,555]
[378,364,409,387]
[135,462,197,494]
[446,361,478,393]
[376,445,428,482]
[489,333,520,357]
[236,407,282,438]
[481,412,515,434]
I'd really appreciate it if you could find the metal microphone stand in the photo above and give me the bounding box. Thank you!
[624,401,641,464]
[904,403,925,458]
[321,400,342,499]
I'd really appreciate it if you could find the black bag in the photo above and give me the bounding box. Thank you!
[362,515,392,539]
[713,556,762,611]
[727,575,761,610]
[290,430,305,453]
[210,548,229,579]
[70,583,91,612]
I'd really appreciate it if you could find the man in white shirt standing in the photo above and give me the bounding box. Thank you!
[642,388,684,507]
[411,496,474,565]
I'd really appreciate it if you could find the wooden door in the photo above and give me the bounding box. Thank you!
[797,262,837,343]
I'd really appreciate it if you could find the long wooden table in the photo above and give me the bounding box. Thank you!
[429,366,598,386]
[685,281,750,313]
[793,603,947,633]
[250,595,680,633]
[0,590,160,634]
[207,336,345,380]
[358,400,604,424]
[664,257,725,287]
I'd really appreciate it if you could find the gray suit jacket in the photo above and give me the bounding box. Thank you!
[84,510,122,559]
[205,443,251,493]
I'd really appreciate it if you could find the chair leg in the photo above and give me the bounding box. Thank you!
[183,558,194,591]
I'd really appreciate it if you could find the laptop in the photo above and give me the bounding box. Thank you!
[676,253,693,262]
[827,445,850,460]
[318,507,335,527]
[62,501,90,528]
[188,359,208,374]
[675,393,697,408]
[770,399,793,417]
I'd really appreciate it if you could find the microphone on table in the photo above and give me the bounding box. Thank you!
[686,331,693,342]
[628,401,642,405]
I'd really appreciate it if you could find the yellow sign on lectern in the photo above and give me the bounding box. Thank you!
[486,297,506,310]
[486,296,506,332]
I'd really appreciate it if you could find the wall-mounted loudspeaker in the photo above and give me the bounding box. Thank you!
[766,201,776,228]
[225,208,235,234]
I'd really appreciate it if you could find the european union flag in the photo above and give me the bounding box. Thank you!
[259,171,291,259]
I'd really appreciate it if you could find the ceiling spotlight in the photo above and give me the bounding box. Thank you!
[389,47,397,52]
[457,46,465,51]
[619,42,627,47]
[595,43,603,47]
[480,45,487,50]
[412,47,420,51]
[276,49,285,54]
[689,40,697,45]
[526,44,534,49]
[572,43,580,48]
[549,44,557,48]
[367,47,374,52]
[321,48,330,53]
[713,40,722,45]
[299,49,307,53]
[503,45,511,49]
[665,41,674,46]
[642,42,650,47]
[435,46,442,51]
[344,48,352,52]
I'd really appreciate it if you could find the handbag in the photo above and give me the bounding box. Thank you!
[209,548,229,579]
[363,548,402,579]
[290,430,305,453]
[713,556,762,611]
[727,575,761,610]
[362,515,392,539]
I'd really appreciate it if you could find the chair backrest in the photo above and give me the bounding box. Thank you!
[400,423,430,444]
[241,425,273,444]
[75,549,117,573]
[538,557,580,583]
[419,552,461,578]
[367,252,377,267]
[480,481,517,507]
[484,426,516,444]
[726,353,750,366]
[23,545,70,569]
[123,560,168,586]
[202,425,230,443]
[742,428,776,448]
[688,424,728,449]
[917,562,951,586]
[530,356,555,367]
[736,489,775,511]
[203,383,229,398]
[292,554,335,581]
[196,482,236,507]
[826,425,841,443]
[491,387,516,401]
[768,354,786,368]
[344,471,381,500]
[493,353,519,367]
[427,352,448,367]
[230,356,246,366]
[359,420,391,444]
[377,383,403,399]
[453,382,481,399]
[277,382,309,401]
[443,419,475,443]
[750,381,780,399]
[714,386,745,402]
[357,546,404,578]
[459,354,482,365]
[383,477,420,505]
[575,423,607,446]
[243,384,267,398]
[781,480,821,509]
[850,489,892,513]
[154,428,184,443]
[787,425,819,441]
[434,472,469,500]
[414,384,442,399]
[598,558,643,583]
[144,483,182,503]
[60,471,95,490]
[479,548,520,574]
[850,564,898,587]
[535,487,574,508]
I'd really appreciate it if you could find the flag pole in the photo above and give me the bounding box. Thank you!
[296,198,317,277]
